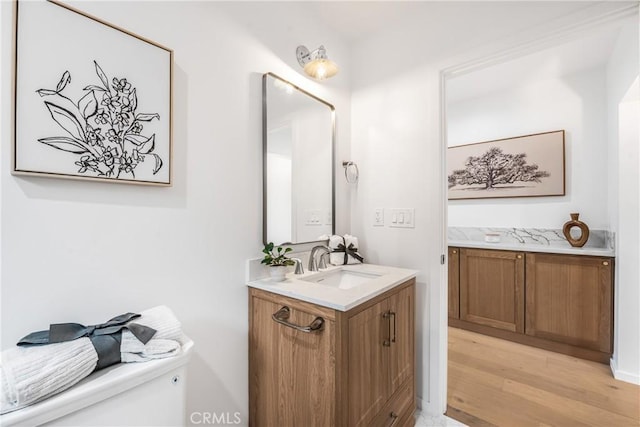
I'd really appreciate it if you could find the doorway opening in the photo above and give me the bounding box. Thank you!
[441,16,639,426]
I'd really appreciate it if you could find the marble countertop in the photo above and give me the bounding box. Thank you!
[247,263,417,312]
[448,227,615,257]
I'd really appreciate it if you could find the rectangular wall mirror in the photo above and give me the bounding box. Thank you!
[263,73,335,245]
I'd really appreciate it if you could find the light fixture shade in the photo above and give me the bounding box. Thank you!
[303,58,339,80]
[296,45,339,80]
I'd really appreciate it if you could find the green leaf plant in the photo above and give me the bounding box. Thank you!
[261,242,295,267]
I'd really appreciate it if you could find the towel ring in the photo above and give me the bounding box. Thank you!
[342,161,359,184]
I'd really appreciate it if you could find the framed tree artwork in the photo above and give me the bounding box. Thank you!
[12,0,173,186]
[447,130,565,200]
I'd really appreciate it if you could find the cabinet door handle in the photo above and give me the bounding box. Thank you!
[390,311,397,343]
[386,412,399,427]
[272,306,324,333]
[382,311,391,346]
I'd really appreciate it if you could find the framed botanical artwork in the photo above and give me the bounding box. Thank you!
[447,130,565,200]
[12,0,173,186]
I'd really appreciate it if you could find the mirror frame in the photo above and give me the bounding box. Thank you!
[262,72,336,245]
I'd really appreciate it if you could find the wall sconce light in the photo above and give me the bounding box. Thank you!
[296,45,339,80]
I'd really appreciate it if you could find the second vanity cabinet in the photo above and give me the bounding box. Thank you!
[449,247,613,363]
[249,278,415,427]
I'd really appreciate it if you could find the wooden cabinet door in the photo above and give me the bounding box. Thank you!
[348,298,390,427]
[249,293,336,427]
[388,281,415,394]
[448,247,460,319]
[460,248,525,333]
[526,253,613,353]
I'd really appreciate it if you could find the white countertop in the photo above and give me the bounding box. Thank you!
[247,263,418,312]
[448,239,615,257]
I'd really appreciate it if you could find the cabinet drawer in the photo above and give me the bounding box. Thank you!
[370,377,414,427]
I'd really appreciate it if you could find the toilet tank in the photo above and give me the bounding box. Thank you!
[1,337,194,426]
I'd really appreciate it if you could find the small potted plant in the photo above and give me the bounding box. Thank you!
[261,242,295,281]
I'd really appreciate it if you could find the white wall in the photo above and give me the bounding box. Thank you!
[0,1,3,313]
[0,1,351,424]
[606,18,640,384]
[447,66,609,229]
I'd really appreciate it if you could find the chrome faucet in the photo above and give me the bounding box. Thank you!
[291,258,304,275]
[308,245,331,272]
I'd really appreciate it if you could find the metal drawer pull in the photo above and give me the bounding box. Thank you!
[390,311,397,343]
[387,412,399,427]
[272,306,324,333]
[383,311,392,346]
[383,311,397,346]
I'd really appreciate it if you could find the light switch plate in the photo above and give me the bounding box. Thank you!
[389,208,415,228]
[305,209,322,225]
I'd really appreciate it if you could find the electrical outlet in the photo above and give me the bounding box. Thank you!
[373,208,384,226]
[325,211,333,225]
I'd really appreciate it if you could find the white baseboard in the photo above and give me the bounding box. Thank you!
[417,396,446,418]
[610,357,640,385]
[415,399,467,427]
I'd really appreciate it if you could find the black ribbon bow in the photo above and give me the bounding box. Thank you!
[333,236,364,265]
[17,312,157,371]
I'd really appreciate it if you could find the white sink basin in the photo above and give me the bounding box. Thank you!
[249,263,418,311]
[302,269,382,290]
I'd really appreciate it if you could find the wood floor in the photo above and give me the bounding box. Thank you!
[446,327,640,427]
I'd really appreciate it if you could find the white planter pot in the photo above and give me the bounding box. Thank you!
[269,266,287,282]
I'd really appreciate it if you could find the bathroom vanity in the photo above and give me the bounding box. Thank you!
[248,264,417,426]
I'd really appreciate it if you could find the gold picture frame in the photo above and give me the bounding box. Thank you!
[12,0,173,186]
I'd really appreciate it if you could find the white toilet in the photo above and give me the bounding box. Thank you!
[0,338,194,426]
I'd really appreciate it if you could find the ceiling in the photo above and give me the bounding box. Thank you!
[446,20,623,103]
[307,1,599,45]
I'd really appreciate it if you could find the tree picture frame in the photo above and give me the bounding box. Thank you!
[12,0,173,186]
[447,130,565,200]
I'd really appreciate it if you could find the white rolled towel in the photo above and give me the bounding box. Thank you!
[328,234,364,265]
[1,305,183,415]
[1,337,98,416]
[120,305,182,362]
